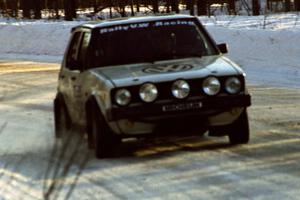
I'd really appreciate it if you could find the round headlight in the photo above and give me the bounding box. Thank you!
[115,89,131,106]
[225,77,241,94]
[202,77,221,96]
[139,83,158,102]
[172,80,190,99]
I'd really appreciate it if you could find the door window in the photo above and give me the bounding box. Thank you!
[78,32,91,70]
[66,31,82,70]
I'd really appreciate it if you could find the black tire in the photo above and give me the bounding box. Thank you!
[90,103,119,158]
[228,109,250,145]
[54,98,70,138]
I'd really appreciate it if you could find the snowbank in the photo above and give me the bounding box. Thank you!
[0,21,79,62]
[207,26,300,87]
[0,14,299,87]
[200,13,300,30]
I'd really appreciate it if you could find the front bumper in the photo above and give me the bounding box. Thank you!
[107,94,251,121]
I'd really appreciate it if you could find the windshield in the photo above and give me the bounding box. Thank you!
[91,19,218,67]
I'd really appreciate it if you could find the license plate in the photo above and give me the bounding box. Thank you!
[162,102,203,112]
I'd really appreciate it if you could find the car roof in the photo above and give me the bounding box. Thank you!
[72,14,197,32]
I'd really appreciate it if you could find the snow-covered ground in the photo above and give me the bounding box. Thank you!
[0,13,299,87]
[0,14,300,200]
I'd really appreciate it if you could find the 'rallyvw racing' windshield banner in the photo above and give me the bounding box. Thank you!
[99,20,195,34]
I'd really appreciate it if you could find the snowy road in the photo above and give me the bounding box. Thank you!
[0,61,300,200]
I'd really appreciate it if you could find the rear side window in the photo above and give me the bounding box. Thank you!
[66,31,82,70]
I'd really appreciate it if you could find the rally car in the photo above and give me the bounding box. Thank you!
[54,14,251,158]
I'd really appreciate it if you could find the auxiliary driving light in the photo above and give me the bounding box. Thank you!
[139,83,158,102]
[171,80,190,99]
[115,89,131,106]
[225,77,242,94]
[202,77,221,96]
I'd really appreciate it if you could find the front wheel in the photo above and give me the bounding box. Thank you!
[90,104,119,158]
[228,109,250,145]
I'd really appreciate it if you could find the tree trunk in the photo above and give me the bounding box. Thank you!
[93,0,98,13]
[0,0,4,9]
[6,0,18,17]
[252,0,260,15]
[120,5,126,17]
[33,0,42,19]
[166,0,171,13]
[109,6,112,18]
[130,0,135,16]
[152,0,159,13]
[228,0,236,14]
[285,0,290,11]
[54,0,60,19]
[21,0,31,18]
[295,0,300,11]
[12,0,19,17]
[136,0,140,12]
[187,0,195,15]
[109,0,113,18]
[197,0,207,16]
[171,0,179,13]
[64,0,76,21]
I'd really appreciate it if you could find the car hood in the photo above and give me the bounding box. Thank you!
[92,56,244,87]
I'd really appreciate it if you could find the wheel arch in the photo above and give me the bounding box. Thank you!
[54,92,72,135]
[85,95,106,119]
[54,93,69,118]
[85,94,120,140]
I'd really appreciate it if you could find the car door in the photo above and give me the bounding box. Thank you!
[59,30,84,124]
[71,31,92,125]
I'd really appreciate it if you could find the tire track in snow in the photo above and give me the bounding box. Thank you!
[0,122,7,136]
[0,154,40,200]
[43,130,91,200]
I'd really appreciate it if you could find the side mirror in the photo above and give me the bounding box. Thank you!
[217,43,228,54]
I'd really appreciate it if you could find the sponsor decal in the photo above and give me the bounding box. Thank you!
[99,20,195,34]
[143,64,193,73]
[154,20,195,27]
[162,102,203,112]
